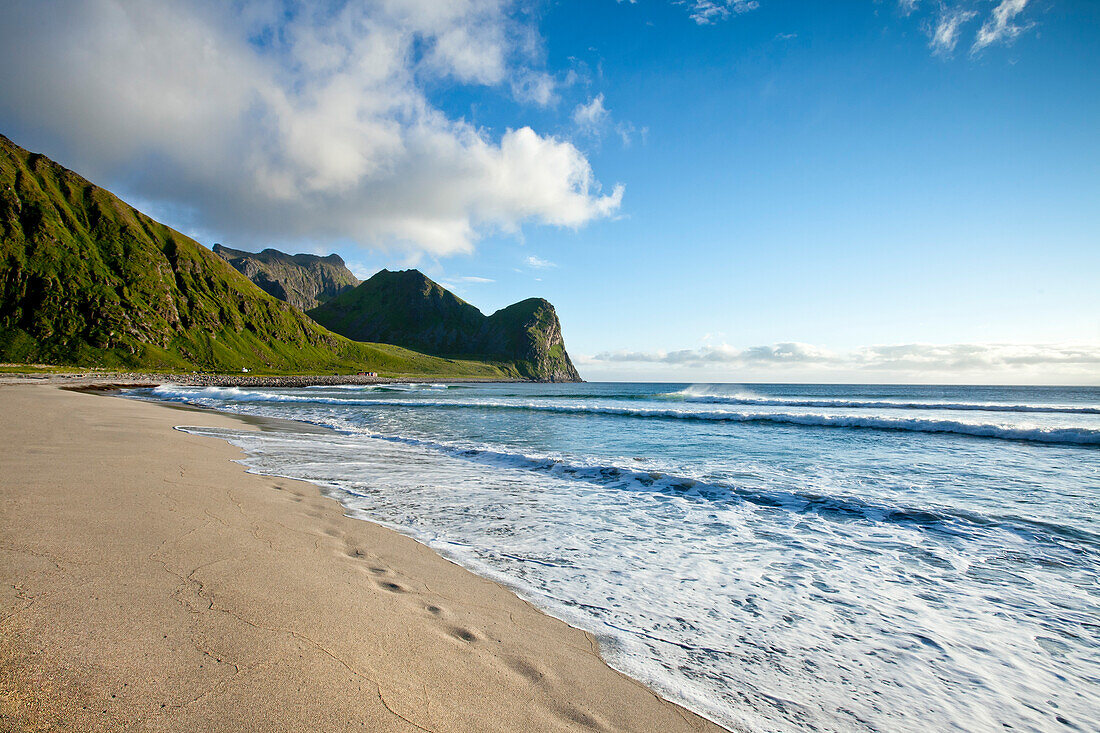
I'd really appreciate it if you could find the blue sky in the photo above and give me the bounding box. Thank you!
[0,0,1097,382]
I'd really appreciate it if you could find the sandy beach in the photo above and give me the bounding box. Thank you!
[0,384,725,732]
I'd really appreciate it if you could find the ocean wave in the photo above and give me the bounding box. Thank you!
[666,391,1100,415]
[188,421,1098,550]
[151,385,1100,446]
[304,383,458,392]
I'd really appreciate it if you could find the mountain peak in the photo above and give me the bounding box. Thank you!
[214,244,358,311]
[309,270,580,381]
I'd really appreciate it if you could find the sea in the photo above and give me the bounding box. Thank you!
[129,382,1100,733]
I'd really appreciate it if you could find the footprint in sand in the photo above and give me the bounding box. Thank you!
[448,626,479,643]
[504,657,548,683]
[556,705,606,731]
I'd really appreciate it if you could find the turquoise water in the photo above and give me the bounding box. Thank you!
[134,382,1100,732]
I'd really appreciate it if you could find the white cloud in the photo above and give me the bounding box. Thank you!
[456,276,495,283]
[511,69,558,106]
[928,6,978,56]
[573,94,610,132]
[676,0,760,25]
[584,342,1100,382]
[973,0,1032,51]
[922,0,1037,57]
[0,0,621,256]
[898,0,921,16]
[345,262,378,281]
[571,93,639,147]
[525,255,557,268]
[640,0,1037,59]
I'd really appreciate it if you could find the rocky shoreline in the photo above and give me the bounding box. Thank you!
[0,370,527,389]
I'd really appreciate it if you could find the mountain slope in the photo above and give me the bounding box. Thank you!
[486,298,580,383]
[0,134,515,378]
[305,269,486,353]
[308,269,582,382]
[213,243,358,311]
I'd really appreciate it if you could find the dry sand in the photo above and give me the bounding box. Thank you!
[0,385,727,732]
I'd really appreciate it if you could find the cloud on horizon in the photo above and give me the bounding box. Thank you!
[580,342,1100,382]
[0,0,622,256]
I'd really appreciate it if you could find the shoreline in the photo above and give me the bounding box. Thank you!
[0,369,540,389]
[0,384,726,732]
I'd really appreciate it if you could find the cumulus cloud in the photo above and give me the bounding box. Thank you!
[0,0,621,255]
[584,342,1100,380]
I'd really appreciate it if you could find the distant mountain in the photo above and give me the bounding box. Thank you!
[308,269,582,382]
[213,243,358,311]
[0,134,517,379]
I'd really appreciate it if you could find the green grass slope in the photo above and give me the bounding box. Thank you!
[309,269,581,382]
[0,134,516,378]
[307,269,487,353]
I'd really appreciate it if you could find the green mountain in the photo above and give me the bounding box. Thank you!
[213,243,358,311]
[308,269,582,382]
[0,134,520,379]
[306,269,486,353]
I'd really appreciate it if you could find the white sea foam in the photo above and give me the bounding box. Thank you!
[171,420,1100,733]
[669,385,1100,414]
[131,381,1100,732]
[151,385,1100,445]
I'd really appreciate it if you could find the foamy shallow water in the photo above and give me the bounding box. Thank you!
[130,382,1100,732]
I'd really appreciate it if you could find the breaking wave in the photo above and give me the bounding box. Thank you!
[667,387,1100,414]
[152,385,1100,446]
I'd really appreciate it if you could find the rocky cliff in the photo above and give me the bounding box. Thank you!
[213,243,358,311]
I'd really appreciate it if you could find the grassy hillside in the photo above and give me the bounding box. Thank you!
[309,269,581,382]
[0,134,517,378]
[307,269,487,352]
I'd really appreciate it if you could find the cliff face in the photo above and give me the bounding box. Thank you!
[308,269,582,382]
[486,298,581,383]
[213,243,358,311]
